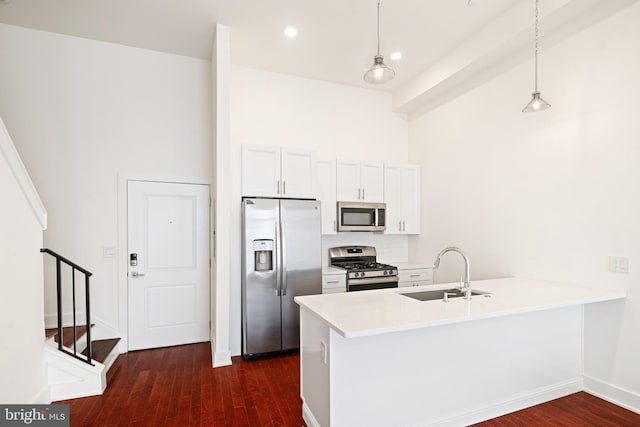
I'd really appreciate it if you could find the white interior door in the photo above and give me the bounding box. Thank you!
[127,180,210,351]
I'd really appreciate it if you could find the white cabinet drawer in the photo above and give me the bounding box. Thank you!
[322,274,346,293]
[323,287,346,294]
[398,268,433,283]
[398,280,433,288]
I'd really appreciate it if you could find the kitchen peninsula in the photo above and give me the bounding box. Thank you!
[295,278,625,427]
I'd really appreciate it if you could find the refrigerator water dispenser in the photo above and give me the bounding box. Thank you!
[253,239,274,271]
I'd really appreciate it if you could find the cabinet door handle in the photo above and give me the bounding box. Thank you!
[409,274,420,278]
[283,180,286,195]
[399,221,402,232]
[277,180,281,195]
[358,188,361,200]
[402,220,405,232]
[326,280,340,284]
[362,188,365,200]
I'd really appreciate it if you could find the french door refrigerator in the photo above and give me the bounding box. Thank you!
[241,198,322,358]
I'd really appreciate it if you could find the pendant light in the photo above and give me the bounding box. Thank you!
[523,0,551,112]
[363,0,395,84]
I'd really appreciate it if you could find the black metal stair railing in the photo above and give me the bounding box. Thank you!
[41,248,93,365]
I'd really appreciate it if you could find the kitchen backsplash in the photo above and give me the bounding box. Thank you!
[321,234,409,266]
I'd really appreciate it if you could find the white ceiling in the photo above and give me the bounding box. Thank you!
[0,0,523,92]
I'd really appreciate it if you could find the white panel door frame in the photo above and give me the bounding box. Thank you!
[117,174,211,353]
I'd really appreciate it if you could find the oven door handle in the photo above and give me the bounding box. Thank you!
[348,277,398,286]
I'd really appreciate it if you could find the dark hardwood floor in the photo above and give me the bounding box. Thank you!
[57,342,640,426]
[472,392,640,427]
[58,343,304,426]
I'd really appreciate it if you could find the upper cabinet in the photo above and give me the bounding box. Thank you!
[242,145,317,199]
[384,164,421,235]
[317,158,337,235]
[336,160,384,203]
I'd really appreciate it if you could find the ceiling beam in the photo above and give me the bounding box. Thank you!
[392,0,639,119]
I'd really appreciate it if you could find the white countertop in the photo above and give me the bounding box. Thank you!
[295,277,625,338]
[322,266,345,275]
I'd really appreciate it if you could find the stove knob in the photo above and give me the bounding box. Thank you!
[383,270,388,275]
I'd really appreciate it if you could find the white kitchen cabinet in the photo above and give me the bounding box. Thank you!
[322,269,346,294]
[397,265,433,288]
[242,145,317,199]
[384,164,420,234]
[317,158,337,234]
[336,160,384,203]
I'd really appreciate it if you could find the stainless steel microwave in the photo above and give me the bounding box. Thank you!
[337,202,386,232]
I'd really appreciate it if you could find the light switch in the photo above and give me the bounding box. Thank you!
[608,256,630,274]
[103,246,117,258]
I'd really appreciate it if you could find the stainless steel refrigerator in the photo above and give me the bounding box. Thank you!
[241,198,322,358]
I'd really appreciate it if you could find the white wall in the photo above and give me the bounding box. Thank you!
[0,122,47,403]
[409,3,640,408]
[229,66,410,355]
[0,24,212,333]
[211,24,233,367]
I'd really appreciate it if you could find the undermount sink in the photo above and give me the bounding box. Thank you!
[400,288,491,302]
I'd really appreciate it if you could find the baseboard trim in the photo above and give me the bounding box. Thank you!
[0,117,47,229]
[302,402,321,427]
[584,374,640,415]
[32,385,51,404]
[432,378,583,426]
[211,341,232,367]
[44,312,86,329]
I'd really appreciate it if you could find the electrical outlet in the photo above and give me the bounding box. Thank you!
[608,256,630,274]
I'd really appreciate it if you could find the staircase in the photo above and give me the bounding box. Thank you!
[42,248,121,401]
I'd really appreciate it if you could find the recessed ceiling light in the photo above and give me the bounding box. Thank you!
[390,52,402,61]
[283,27,298,38]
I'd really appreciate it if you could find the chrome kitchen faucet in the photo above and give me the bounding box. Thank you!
[434,247,471,299]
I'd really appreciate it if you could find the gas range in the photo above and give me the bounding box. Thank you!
[329,246,398,292]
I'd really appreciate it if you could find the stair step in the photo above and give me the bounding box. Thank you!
[81,338,120,364]
[45,324,94,348]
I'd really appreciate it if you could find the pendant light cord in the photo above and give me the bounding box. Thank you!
[534,0,539,92]
[376,0,381,56]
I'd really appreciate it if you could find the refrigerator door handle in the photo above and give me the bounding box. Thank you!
[275,222,282,296]
[281,223,288,296]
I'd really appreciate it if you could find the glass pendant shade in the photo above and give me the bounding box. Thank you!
[522,91,551,113]
[364,0,394,85]
[364,55,395,84]
[523,0,550,113]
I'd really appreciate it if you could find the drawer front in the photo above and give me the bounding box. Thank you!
[398,280,433,288]
[323,287,346,294]
[322,274,346,292]
[398,268,433,283]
